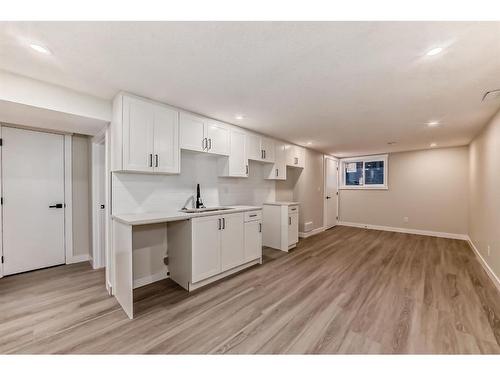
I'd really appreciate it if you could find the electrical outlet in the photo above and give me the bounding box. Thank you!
[487,245,491,256]
[403,217,409,223]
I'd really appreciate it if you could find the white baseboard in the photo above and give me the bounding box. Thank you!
[466,236,500,293]
[338,221,468,240]
[299,226,327,238]
[133,269,169,289]
[66,254,91,264]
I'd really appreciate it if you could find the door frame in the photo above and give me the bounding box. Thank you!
[0,124,74,278]
[323,155,339,230]
[91,124,112,294]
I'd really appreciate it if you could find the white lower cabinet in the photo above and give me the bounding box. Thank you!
[168,210,262,291]
[262,203,300,252]
[191,215,222,283]
[244,217,262,262]
[220,213,245,271]
[288,212,299,247]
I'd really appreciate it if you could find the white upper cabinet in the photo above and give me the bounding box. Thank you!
[265,141,286,180]
[122,95,154,172]
[261,137,275,163]
[246,133,263,161]
[246,134,275,163]
[218,128,248,178]
[113,93,180,174]
[179,113,205,153]
[180,113,230,156]
[153,105,180,174]
[205,120,230,156]
[286,144,305,168]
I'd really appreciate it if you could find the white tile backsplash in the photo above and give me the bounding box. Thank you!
[112,151,276,215]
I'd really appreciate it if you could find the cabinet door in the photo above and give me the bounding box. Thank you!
[122,96,154,172]
[296,146,306,168]
[220,213,245,272]
[228,129,247,177]
[288,212,299,246]
[206,121,230,156]
[244,220,262,262]
[246,133,262,161]
[261,137,275,163]
[192,216,221,283]
[153,106,180,174]
[180,112,205,152]
[265,142,286,180]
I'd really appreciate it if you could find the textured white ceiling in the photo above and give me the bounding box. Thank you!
[1,21,499,156]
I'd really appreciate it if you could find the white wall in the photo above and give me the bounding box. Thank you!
[339,146,469,236]
[112,152,276,214]
[276,148,325,232]
[112,151,276,285]
[469,108,500,283]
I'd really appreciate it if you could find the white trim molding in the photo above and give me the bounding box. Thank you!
[66,254,91,264]
[338,221,468,240]
[63,134,74,264]
[133,269,169,289]
[466,237,500,293]
[299,226,327,238]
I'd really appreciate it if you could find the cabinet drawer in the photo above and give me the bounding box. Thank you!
[244,210,262,222]
[288,205,299,214]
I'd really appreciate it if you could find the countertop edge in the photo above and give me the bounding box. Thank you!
[112,206,262,226]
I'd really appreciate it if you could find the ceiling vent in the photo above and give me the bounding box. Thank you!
[482,89,500,102]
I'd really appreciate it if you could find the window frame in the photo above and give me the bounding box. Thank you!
[340,154,388,190]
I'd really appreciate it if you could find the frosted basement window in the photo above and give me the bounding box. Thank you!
[340,155,388,189]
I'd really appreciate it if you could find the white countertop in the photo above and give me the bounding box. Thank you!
[263,201,300,206]
[112,205,262,225]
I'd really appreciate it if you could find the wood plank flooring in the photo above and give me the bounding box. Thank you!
[1,226,500,354]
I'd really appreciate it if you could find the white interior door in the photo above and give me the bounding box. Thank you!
[325,158,338,228]
[2,127,65,275]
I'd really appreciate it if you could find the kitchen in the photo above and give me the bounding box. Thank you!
[110,92,310,318]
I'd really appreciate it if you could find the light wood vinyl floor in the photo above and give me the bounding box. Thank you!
[1,226,500,354]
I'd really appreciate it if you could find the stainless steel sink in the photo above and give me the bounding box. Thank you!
[180,207,232,213]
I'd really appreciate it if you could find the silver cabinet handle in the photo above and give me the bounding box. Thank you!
[259,223,262,233]
[222,217,225,229]
[276,168,278,177]
[261,150,264,159]
[218,218,221,230]
[294,157,298,165]
[264,150,266,159]
[208,138,212,150]
[149,154,153,167]
[289,217,291,225]
[155,154,159,167]
[246,165,249,175]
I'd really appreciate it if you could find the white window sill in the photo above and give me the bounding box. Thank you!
[340,185,388,190]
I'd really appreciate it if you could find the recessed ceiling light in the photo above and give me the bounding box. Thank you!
[30,43,51,55]
[430,142,437,147]
[427,121,440,127]
[387,141,397,145]
[235,115,244,120]
[426,47,443,56]
[306,141,313,145]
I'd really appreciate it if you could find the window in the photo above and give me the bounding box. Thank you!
[340,154,388,189]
